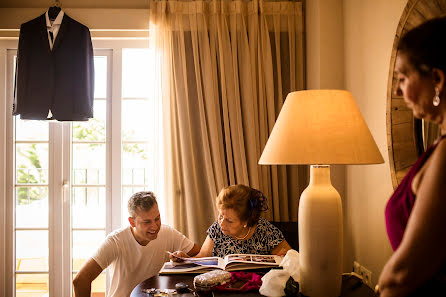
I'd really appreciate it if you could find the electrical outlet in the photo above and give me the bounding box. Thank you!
[352,261,372,287]
[359,265,372,287]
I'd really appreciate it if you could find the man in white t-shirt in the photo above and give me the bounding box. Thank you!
[73,191,200,297]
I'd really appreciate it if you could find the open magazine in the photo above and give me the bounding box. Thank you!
[159,254,283,274]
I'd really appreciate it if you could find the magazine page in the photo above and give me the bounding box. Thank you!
[179,256,225,268]
[223,254,282,270]
[165,252,224,266]
[159,257,225,274]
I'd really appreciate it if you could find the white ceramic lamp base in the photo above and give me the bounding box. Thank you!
[299,165,343,297]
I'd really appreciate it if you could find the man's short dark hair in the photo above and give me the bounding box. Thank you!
[128,191,158,218]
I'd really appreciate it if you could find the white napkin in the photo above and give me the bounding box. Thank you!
[279,249,300,282]
[259,250,300,297]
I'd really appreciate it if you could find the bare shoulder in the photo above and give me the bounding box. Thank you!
[430,137,446,168]
[414,138,446,193]
[435,136,446,153]
[418,137,446,194]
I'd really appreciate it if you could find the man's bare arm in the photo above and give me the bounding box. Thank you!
[170,236,214,260]
[187,243,201,256]
[73,258,103,297]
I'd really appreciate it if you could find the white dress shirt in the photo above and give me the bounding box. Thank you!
[45,10,64,50]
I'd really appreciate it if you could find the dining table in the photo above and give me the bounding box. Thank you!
[131,271,377,297]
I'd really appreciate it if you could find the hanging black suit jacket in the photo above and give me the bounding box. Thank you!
[13,13,94,121]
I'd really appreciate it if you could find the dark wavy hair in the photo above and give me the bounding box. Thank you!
[216,184,269,227]
[397,16,446,77]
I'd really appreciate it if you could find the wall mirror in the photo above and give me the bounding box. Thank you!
[387,0,445,189]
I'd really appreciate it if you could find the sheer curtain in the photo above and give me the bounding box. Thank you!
[149,0,305,243]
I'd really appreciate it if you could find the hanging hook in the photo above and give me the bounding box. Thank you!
[48,0,61,20]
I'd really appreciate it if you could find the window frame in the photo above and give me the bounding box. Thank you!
[1,38,156,297]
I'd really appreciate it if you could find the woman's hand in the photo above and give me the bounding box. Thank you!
[168,251,189,262]
[271,240,292,256]
[276,247,288,256]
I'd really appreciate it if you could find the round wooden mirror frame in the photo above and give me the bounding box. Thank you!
[387,0,446,189]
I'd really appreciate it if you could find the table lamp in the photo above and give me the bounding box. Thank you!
[259,90,383,297]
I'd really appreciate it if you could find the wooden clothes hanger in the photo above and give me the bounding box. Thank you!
[48,0,61,21]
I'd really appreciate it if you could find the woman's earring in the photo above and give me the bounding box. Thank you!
[243,224,247,228]
[433,86,441,106]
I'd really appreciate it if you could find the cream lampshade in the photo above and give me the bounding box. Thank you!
[259,90,383,297]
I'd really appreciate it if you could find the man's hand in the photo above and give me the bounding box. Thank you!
[168,251,189,262]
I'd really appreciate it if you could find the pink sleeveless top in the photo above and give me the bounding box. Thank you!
[385,135,446,251]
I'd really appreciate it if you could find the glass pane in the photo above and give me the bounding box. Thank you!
[122,49,154,98]
[94,56,107,99]
[72,144,106,185]
[72,187,106,229]
[15,120,48,141]
[72,272,106,297]
[16,273,48,297]
[72,100,106,142]
[122,167,145,185]
[15,144,48,185]
[72,230,106,271]
[16,230,48,272]
[122,99,154,141]
[122,143,153,185]
[92,273,106,297]
[15,187,48,228]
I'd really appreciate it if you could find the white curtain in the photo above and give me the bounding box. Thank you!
[149,0,305,243]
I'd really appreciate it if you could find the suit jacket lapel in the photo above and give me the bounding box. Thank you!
[38,14,51,52]
[52,14,69,51]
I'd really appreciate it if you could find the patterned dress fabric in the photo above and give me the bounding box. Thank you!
[207,218,285,258]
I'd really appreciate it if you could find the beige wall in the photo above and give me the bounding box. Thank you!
[307,0,408,287]
[344,0,407,287]
[0,0,150,38]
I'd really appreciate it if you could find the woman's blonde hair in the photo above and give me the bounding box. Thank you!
[216,184,268,227]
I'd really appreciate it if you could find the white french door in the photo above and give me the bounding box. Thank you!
[2,40,164,297]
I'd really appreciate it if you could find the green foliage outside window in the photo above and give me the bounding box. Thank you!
[17,118,147,205]
[72,118,105,143]
[16,144,46,205]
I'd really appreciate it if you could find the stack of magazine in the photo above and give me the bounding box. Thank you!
[160,254,283,274]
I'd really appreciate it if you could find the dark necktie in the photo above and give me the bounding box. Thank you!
[49,31,54,43]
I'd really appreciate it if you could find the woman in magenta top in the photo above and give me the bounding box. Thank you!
[378,16,446,297]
